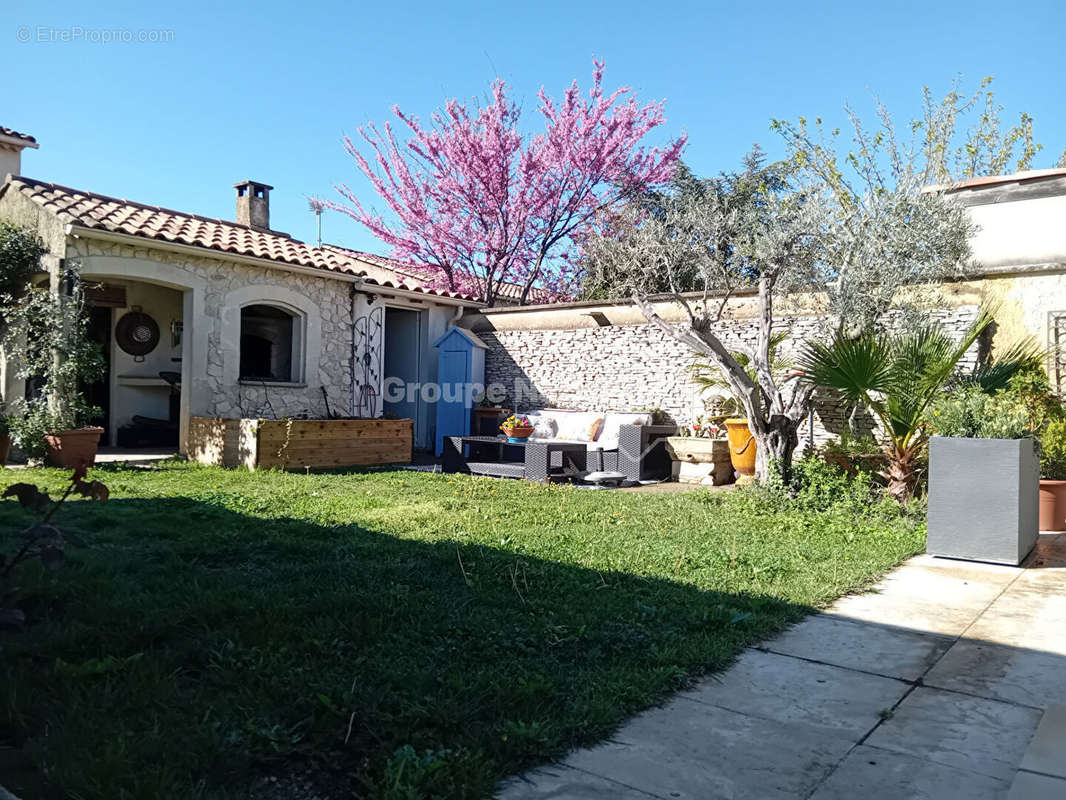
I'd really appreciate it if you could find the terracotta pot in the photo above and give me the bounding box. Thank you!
[500,425,534,442]
[44,427,104,469]
[0,435,10,467]
[1039,479,1066,532]
[725,418,757,483]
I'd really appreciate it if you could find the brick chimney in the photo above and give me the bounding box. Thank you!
[234,180,273,231]
[0,126,39,178]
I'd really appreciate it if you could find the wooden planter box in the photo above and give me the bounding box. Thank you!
[188,417,413,471]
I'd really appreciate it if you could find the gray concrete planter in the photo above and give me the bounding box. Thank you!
[927,436,1039,565]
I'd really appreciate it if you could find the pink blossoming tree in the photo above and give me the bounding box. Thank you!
[328,62,685,305]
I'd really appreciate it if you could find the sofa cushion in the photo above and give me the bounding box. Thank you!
[526,414,558,440]
[597,412,653,449]
[555,413,604,442]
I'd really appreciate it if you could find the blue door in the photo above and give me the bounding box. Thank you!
[436,347,470,455]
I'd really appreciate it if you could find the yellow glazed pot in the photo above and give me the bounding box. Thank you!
[725,418,757,484]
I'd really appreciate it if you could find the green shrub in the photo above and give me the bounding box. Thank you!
[744,454,911,521]
[822,430,880,458]
[1042,420,1066,479]
[1004,365,1064,431]
[7,406,56,461]
[928,385,1034,440]
[789,456,869,511]
[0,220,45,314]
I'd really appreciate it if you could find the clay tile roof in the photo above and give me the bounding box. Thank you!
[0,127,38,147]
[4,176,480,303]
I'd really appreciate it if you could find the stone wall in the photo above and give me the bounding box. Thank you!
[481,307,982,444]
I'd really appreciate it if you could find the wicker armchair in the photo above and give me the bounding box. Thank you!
[585,423,677,482]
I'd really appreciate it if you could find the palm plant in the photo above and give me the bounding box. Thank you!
[798,312,1038,502]
[691,331,792,419]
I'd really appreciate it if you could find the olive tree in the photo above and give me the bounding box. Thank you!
[581,78,1050,481]
[582,147,974,482]
[582,159,831,481]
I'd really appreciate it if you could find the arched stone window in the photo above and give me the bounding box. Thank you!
[221,286,320,388]
[239,304,302,383]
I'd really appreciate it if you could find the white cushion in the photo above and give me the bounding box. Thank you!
[555,412,604,442]
[596,412,652,449]
[526,414,558,440]
[530,409,572,428]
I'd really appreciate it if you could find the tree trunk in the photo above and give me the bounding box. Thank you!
[753,414,803,483]
[631,292,815,484]
[884,442,920,503]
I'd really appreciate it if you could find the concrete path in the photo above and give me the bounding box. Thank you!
[499,534,1066,799]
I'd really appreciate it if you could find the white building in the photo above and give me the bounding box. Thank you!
[0,127,482,453]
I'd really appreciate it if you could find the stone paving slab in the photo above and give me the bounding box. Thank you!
[1023,532,1066,569]
[560,697,855,800]
[1006,770,1066,799]
[1019,704,1066,779]
[881,557,1021,588]
[678,649,908,734]
[825,591,991,637]
[807,744,1010,800]
[822,557,1014,637]
[1012,566,1066,594]
[498,765,659,799]
[863,686,1041,782]
[959,587,1066,654]
[924,639,1066,709]
[762,613,955,681]
[497,536,1066,799]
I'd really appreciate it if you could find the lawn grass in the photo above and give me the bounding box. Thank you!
[0,461,924,799]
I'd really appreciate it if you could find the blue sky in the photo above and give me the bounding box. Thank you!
[4,0,1065,254]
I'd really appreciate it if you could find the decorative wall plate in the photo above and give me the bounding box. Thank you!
[115,310,160,357]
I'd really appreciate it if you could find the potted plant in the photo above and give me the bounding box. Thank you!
[4,265,106,467]
[1039,420,1066,532]
[499,414,535,442]
[799,311,1041,504]
[666,416,733,485]
[926,385,1039,565]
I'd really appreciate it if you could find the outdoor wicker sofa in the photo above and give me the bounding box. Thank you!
[487,409,677,483]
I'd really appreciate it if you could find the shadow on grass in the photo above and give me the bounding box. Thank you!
[1,493,814,800]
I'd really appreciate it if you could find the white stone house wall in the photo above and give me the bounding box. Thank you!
[69,237,356,444]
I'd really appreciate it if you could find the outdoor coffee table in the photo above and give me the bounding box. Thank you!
[442,436,588,482]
